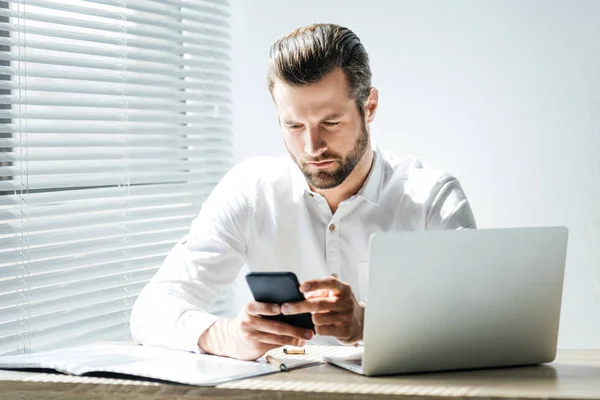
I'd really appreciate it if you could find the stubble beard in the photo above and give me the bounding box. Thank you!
[289,120,369,190]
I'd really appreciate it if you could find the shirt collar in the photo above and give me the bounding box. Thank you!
[294,145,384,206]
[355,145,383,206]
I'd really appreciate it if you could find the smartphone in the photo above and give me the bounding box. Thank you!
[245,272,315,332]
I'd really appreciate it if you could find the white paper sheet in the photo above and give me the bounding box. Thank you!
[0,342,318,386]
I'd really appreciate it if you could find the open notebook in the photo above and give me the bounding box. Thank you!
[0,342,319,386]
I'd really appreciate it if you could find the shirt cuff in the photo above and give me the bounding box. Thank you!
[178,310,223,354]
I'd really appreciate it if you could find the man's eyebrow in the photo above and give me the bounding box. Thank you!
[322,113,344,120]
[283,113,344,125]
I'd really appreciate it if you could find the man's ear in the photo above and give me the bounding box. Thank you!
[364,87,379,124]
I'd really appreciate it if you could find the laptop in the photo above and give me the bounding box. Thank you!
[324,227,569,376]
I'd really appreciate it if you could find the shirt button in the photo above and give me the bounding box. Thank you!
[329,224,336,232]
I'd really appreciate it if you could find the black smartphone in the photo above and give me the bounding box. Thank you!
[245,272,315,332]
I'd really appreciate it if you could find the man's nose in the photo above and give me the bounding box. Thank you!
[303,127,327,157]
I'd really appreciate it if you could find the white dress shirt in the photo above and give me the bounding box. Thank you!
[130,146,476,352]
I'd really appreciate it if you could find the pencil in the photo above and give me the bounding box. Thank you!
[266,355,288,372]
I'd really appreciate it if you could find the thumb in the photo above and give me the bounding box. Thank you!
[304,289,330,299]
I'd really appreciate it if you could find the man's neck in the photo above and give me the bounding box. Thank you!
[310,146,374,214]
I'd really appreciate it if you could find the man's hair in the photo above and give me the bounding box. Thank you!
[267,23,372,116]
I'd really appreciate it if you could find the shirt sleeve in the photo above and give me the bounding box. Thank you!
[130,163,251,353]
[425,177,477,230]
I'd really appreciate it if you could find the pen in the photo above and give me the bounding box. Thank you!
[266,355,288,372]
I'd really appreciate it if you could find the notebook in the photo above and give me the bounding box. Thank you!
[0,342,319,386]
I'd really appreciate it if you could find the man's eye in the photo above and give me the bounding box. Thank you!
[323,121,340,126]
[289,124,303,130]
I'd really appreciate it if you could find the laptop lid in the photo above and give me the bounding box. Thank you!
[361,227,568,376]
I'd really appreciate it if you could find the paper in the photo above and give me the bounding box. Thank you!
[0,342,318,386]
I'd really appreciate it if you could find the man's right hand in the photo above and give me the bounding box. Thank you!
[198,301,314,361]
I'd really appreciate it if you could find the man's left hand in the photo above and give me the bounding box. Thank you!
[280,276,364,345]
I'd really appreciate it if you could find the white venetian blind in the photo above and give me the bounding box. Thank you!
[0,0,232,355]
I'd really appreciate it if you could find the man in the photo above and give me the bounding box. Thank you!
[130,23,476,361]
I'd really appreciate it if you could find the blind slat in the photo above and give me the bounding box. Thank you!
[23,0,231,32]
[0,238,176,275]
[0,66,232,88]
[0,148,231,162]
[0,22,231,53]
[1,204,203,232]
[0,49,230,74]
[89,0,231,21]
[0,290,145,329]
[1,72,231,90]
[1,247,170,278]
[0,37,231,64]
[0,159,229,176]
[0,224,188,252]
[0,268,157,311]
[0,7,230,44]
[0,95,232,109]
[0,110,233,123]
[1,219,183,255]
[0,320,132,355]
[0,295,141,340]
[1,208,201,239]
[0,264,162,304]
[0,173,224,191]
[0,182,216,206]
[0,312,132,349]
[1,191,207,214]
[0,126,233,136]
[0,136,232,147]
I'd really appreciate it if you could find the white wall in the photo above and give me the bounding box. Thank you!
[230,0,600,348]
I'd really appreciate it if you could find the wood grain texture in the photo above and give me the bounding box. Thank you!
[1,349,599,400]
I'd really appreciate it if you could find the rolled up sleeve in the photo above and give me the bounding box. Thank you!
[130,164,251,353]
[426,177,477,230]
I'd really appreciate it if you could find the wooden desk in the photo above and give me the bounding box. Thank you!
[1,349,599,400]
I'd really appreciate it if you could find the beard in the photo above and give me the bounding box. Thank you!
[288,120,369,190]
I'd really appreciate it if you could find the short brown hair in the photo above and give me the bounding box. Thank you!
[267,24,372,114]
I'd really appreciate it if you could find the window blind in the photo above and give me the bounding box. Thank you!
[0,0,232,355]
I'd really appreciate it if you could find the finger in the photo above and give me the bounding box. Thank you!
[304,289,330,299]
[282,297,348,315]
[312,312,351,327]
[245,301,280,317]
[314,324,344,337]
[247,330,306,347]
[248,315,314,340]
[300,277,348,295]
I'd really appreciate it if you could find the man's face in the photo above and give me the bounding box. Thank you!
[272,68,370,190]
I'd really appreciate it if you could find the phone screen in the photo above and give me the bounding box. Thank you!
[245,272,315,332]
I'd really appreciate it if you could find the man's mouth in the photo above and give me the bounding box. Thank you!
[306,160,336,169]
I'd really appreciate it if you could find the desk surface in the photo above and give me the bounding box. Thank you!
[1,349,599,400]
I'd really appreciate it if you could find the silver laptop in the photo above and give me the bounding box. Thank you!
[324,227,568,376]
